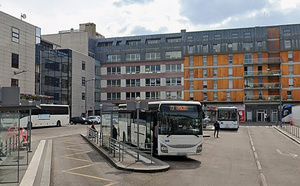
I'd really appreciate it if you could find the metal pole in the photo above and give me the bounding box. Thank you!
[136,102,140,161]
[85,82,87,118]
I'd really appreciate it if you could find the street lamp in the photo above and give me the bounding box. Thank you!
[135,96,141,161]
[85,78,95,118]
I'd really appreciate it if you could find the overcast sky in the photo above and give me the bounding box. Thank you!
[1,0,300,38]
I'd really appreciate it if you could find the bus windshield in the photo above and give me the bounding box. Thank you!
[218,109,238,121]
[159,104,202,136]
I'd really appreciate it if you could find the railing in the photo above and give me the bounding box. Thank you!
[244,83,281,89]
[280,124,300,139]
[244,95,281,101]
[244,70,281,77]
[244,57,281,65]
[85,127,153,163]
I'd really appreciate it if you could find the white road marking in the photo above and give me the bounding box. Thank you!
[276,149,298,158]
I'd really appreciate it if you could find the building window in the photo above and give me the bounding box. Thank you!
[213,55,217,65]
[285,40,291,49]
[145,65,160,73]
[95,92,101,102]
[203,80,207,89]
[203,69,207,77]
[146,92,160,99]
[244,32,251,37]
[229,68,233,76]
[82,61,85,70]
[11,78,18,87]
[126,66,140,74]
[95,66,101,76]
[45,76,60,87]
[289,65,293,74]
[203,92,207,101]
[214,80,217,89]
[107,80,121,87]
[126,40,141,45]
[203,45,208,53]
[232,43,238,51]
[213,44,220,52]
[227,92,231,101]
[289,77,293,87]
[244,53,253,64]
[189,92,194,100]
[213,68,217,77]
[187,36,194,40]
[107,54,121,62]
[107,93,121,100]
[166,77,182,86]
[95,79,101,89]
[228,54,233,65]
[11,53,19,68]
[12,27,19,43]
[146,39,160,44]
[165,51,182,59]
[166,37,181,43]
[145,52,160,60]
[107,67,121,75]
[146,78,160,86]
[166,91,182,100]
[166,64,181,72]
[243,42,253,51]
[126,79,140,87]
[126,92,141,100]
[228,43,233,50]
[229,79,233,89]
[283,29,291,36]
[288,51,293,62]
[258,53,263,63]
[231,33,239,37]
[287,90,292,100]
[203,35,209,39]
[257,41,262,48]
[82,77,85,86]
[189,81,193,89]
[213,92,217,100]
[189,56,193,66]
[188,46,194,53]
[189,69,194,78]
[82,93,85,100]
[126,53,140,61]
[203,56,207,66]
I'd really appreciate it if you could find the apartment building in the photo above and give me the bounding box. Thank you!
[0,11,38,95]
[95,25,300,122]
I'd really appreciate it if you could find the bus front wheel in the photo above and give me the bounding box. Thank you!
[57,120,61,127]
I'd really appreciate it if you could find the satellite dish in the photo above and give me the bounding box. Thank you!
[21,13,26,19]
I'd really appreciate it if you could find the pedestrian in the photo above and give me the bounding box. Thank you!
[91,122,96,130]
[112,125,118,140]
[214,120,220,138]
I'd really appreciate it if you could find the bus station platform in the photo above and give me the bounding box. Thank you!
[81,134,170,173]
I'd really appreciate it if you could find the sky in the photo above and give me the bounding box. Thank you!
[1,0,300,38]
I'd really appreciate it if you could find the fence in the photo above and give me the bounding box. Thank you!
[86,127,153,163]
[280,123,300,139]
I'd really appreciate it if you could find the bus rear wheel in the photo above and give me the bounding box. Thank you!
[57,120,61,127]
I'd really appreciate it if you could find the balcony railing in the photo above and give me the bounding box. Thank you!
[244,57,281,65]
[244,83,281,89]
[244,70,281,77]
[244,95,281,101]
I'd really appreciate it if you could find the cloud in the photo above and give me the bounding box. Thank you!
[113,0,154,7]
[178,0,269,25]
[129,25,168,36]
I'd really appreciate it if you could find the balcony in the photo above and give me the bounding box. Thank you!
[244,70,281,77]
[244,57,281,65]
[244,95,281,102]
[244,83,281,90]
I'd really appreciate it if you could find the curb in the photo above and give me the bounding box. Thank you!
[273,126,300,145]
[81,134,170,173]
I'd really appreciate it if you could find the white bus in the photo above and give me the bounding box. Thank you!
[118,101,204,156]
[20,104,70,128]
[217,106,239,129]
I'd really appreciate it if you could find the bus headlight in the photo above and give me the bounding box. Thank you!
[161,144,168,153]
[196,144,202,153]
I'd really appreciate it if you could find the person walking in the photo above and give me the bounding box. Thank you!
[214,120,220,138]
[112,125,118,140]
